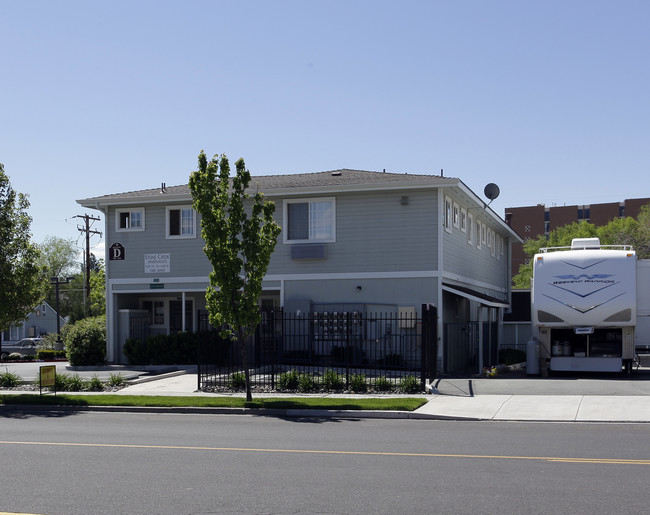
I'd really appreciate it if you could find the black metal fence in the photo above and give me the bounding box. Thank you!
[198,305,438,392]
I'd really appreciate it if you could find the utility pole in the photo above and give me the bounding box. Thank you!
[74,214,102,309]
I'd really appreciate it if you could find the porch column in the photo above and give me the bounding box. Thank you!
[182,291,186,332]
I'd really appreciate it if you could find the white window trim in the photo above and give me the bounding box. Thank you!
[444,196,453,233]
[116,207,145,232]
[460,208,467,234]
[166,205,196,239]
[283,197,336,244]
[452,202,460,228]
[467,213,474,245]
[476,221,482,249]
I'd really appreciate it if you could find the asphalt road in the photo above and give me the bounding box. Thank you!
[1,412,649,514]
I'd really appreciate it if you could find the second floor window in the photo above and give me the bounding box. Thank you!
[167,206,196,238]
[116,208,145,231]
[284,198,335,243]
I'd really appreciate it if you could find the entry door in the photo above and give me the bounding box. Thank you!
[170,300,194,333]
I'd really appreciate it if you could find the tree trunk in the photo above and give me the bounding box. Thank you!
[238,331,252,402]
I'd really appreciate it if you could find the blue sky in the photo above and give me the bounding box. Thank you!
[2,0,649,260]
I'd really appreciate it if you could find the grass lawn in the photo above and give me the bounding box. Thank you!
[0,394,428,412]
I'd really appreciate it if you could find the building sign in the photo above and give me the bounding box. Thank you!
[109,243,125,261]
[145,253,171,274]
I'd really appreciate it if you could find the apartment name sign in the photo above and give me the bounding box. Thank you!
[144,253,170,274]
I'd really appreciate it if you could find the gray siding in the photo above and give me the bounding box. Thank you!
[284,277,439,311]
[267,189,439,276]
[106,190,440,282]
[106,204,212,280]
[441,196,510,297]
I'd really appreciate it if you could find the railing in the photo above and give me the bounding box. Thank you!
[198,306,438,392]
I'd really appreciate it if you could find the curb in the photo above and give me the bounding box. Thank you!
[0,403,446,420]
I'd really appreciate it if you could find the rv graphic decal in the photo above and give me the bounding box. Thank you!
[542,292,625,314]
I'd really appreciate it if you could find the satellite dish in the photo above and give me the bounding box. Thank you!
[484,183,500,203]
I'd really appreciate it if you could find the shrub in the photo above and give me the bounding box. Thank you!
[7,353,22,361]
[374,376,393,392]
[87,375,104,392]
[123,331,208,365]
[37,349,67,360]
[498,348,527,365]
[0,371,21,388]
[278,370,300,390]
[123,338,149,366]
[227,372,246,390]
[64,316,106,366]
[64,373,85,392]
[298,373,317,392]
[322,369,344,390]
[54,372,68,391]
[399,375,421,394]
[108,373,125,387]
[349,374,367,393]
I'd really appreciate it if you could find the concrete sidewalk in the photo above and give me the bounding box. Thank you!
[114,371,650,422]
[4,363,650,422]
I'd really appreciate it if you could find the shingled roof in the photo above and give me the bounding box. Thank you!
[78,168,459,206]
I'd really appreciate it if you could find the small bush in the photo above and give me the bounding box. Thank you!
[108,373,125,387]
[374,376,393,392]
[64,316,106,366]
[54,372,69,391]
[499,348,527,365]
[227,372,246,390]
[278,370,300,390]
[64,373,85,392]
[298,373,317,392]
[7,353,22,361]
[322,369,344,390]
[37,349,67,360]
[87,375,104,392]
[349,374,367,393]
[399,375,421,394]
[0,371,21,388]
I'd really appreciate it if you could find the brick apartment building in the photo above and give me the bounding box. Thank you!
[505,197,650,281]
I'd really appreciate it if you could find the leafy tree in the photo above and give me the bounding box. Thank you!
[189,151,281,401]
[38,235,80,278]
[0,163,47,331]
[89,259,106,316]
[513,204,650,288]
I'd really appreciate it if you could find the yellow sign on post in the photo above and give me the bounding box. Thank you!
[40,365,56,394]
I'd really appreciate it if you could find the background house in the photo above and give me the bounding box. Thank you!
[78,168,521,374]
[0,301,65,343]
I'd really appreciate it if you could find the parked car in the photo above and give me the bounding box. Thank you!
[0,337,43,360]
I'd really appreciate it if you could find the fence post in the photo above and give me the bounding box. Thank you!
[421,304,438,390]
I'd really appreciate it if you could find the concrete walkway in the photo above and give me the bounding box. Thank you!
[114,370,650,422]
[4,362,650,422]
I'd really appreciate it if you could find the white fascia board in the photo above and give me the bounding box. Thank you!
[77,193,191,210]
[442,272,508,294]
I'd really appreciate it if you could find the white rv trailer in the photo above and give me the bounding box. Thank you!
[531,238,637,373]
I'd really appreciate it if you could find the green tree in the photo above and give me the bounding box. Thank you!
[513,222,598,289]
[0,163,47,331]
[189,151,281,401]
[89,258,106,316]
[38,235,82,318]
[513,204,650,288]
[38,235,80,278]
